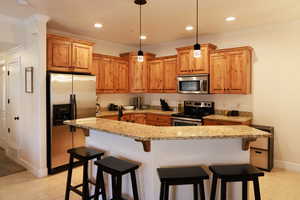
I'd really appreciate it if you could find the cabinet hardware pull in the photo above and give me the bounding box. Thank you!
[255,151,262,154]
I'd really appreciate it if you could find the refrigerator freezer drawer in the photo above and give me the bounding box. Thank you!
[250,148,268,170]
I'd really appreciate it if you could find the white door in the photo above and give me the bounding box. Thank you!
[6,57,21,149]
[0,62,7,146]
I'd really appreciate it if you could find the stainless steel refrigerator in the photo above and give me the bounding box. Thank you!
[47,72,96,174]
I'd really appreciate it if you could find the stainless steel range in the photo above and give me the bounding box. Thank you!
[171,101,215,126]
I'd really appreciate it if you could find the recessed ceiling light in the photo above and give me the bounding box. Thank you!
[140,35,147,40]
[16,0,29,5]
[226,16,236,21]
[185,26,194,31]
[94,23,103,28]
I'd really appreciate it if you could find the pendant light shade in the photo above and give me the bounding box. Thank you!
[135,0,147,62]
[137,50,144,62]
[194,0,201,58]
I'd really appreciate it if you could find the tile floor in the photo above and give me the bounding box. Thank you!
[0,168,299,200]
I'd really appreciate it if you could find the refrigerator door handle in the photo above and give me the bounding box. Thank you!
[69,94,76,132]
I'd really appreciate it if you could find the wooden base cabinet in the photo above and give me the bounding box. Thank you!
[176,44,217,75]
[120,52,156,93]
[47,34,94,73]
[93,54,129,94]
[148,56,177,93]
[203,119,251,126]
[210,46,252,94]
[146,114,171,126]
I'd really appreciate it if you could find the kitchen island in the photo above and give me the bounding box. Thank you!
[65,117,270,200]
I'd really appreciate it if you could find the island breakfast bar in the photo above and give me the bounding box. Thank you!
[65,117,270,200]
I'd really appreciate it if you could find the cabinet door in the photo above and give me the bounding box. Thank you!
[163,58,177,93]
[227,50,251,94]
[72,43,92,73]
[129,57,148,93]
[92,56,101,92]
[98,57,115,93]
[210,53,227,94]
[132,114,146,124]
[47,38,72,72]
[115,59,129,93]
[177,49,191,74]
[191,46,208,73]
[148,60,164,93]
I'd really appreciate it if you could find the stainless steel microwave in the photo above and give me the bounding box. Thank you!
[177,74,209,94]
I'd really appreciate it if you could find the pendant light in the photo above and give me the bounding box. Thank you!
[135,0,147,62]
[193,0,201,58]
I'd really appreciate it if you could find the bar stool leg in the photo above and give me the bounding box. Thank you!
[65,155,74,200]
[82,161,90,200]
[193,184,199,200]
[242,180,248,200]
[116,175,122,199]
[210,175,217,200]
[130,171,139,200]
[221,180,227,200]
[111,175,117,200]
[199,180,206,200]
[94,168,106,200]
[160,183,166,200]
[253,177,261,200]
[164,184,169,200]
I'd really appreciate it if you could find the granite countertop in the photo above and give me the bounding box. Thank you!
[97,109,177,117]
[203,115,252,123]
[64,117,270,141]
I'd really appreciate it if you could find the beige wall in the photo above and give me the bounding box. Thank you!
[143,19,300,167]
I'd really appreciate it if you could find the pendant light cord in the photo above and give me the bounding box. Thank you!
[139,3,142,51]
[196,0,199,44]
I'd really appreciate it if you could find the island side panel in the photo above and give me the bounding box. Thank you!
[86,130,156,200]
[86,129,249,200]
[152,139,249,200]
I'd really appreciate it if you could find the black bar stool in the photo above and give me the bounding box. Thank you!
[209,164,264,200]
[157,166,209,200]
[94,156,140,200]
[65,146,105,200]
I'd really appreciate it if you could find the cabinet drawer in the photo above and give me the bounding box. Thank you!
[101,116,118,120]
[250,148,268,169]
[146,114,171,123]
[250,137,269,150]
[203,119,241,126]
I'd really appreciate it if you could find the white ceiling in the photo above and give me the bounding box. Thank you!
[1,0,300,46]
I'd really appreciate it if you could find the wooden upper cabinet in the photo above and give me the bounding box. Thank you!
[147,56,177,93]
[176,44,217,75]
[47,37,73,72]
[120,52,155,93]
[148,59,164,92]
[210,53,227,94]
[210,46,252,94]
[47,34,94,73]
[114,59,129,93]
[72,42,93,73]
[93,54,129,94]
[163,57,177,93]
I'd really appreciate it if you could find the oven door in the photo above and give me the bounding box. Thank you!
[177,75,209,94]
[172,118,202,126]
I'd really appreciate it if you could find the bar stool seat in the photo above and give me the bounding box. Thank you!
[209,164,264,200]
[157,166,209,200]
[65,146,105,200]
[94,156,140,200]
[67,146,104,160]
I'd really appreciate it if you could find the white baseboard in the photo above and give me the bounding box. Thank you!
[275,160,300,172]
[6,147,48,178]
